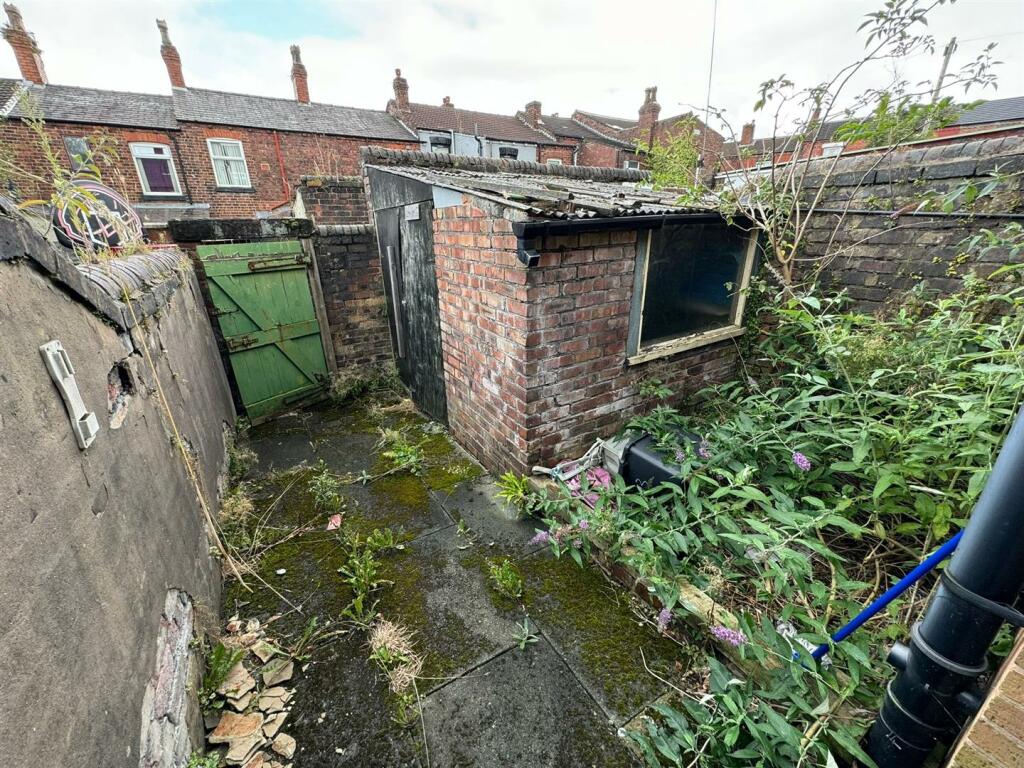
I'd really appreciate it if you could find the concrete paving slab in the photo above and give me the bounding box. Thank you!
[431,477,547,556]
[420,637,639,768]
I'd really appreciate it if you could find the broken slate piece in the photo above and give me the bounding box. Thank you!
[257,686,292,713]
[263,711,287,739]
[262,659,294,687]
[243,752,267,768]
[271,733,296,760]
[228,690,253,711]
[251,640,278,664]
[217,662,257,699]
[226,733,265,765]
[208,711,264,744]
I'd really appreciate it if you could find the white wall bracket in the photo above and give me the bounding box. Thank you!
[40,340,99,450]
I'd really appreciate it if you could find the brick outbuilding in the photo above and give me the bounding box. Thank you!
[362,149,759,473]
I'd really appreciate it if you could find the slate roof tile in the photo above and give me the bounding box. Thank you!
[406,102,554,144]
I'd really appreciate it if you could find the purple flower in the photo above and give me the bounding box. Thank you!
[529,530,551,546]
[572,538,583,549]
[657,608,672,632]
[578,519,590,531]
[792,451,812,472]
[711,625,747,647]
[698,440,712,460]
[674,449,686,464]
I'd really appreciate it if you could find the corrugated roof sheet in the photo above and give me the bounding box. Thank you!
[172,87,415,140]
[953,96,1024,126]
[4,79,177,130]
[406,102,554,144]
[362,148,706,221]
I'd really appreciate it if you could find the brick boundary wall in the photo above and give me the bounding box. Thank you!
[295,175,370,225]
[798,135,1024,308]
[948,633,1024,767]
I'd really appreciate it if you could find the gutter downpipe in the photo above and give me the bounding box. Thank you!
[866,405,1024,766]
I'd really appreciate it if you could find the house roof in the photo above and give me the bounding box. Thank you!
[535,114,633,147]
[4,80,178,130]
[721,119,847,158]
[953,96,1024,126]
[575,110,637,131]
[404,102,555,144]
[361,147,706,220]
[0,78,416,140]
[172,87,415,140]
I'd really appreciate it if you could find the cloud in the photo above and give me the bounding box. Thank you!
[5,0,1022,139]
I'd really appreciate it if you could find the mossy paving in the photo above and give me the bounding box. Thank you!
[220,401,693,766]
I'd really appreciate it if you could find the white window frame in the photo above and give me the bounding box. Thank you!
[129,142,181,197]
[546,158,563,166]
[206,138,251,189]
[623,160,641,170]
[626,225,759,365]
[497,146,519,160]
[820,141,844,157]
[428,136,452,153]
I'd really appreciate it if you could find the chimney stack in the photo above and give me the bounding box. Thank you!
[740,121,755,145]
[442,95,453,107]
[638,86,661,143]
[2,4,46,84]
[156,19,185,89]
[392,68,410,113]
[524,100,541,128]
[290,45,309,103]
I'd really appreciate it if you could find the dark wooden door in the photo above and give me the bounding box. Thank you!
[376,203,448,423]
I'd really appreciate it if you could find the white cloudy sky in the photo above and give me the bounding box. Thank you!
[3,0,1022,140]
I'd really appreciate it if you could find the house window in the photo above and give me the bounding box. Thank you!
[129,143,181,196]
[546,158,563,166]
[428,136,451,153]
[627,221,757,363]
[498,147,519,160]
[821,141,844,157]
[64,136,90,172]
[207,139,251,188]
[623,160,641,170]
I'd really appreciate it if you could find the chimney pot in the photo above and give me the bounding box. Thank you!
[638,85,661,141]
[525,100,541,128]
[391,67,410,114]
[156,18,185,88]
[740,121,755,145]
[290,44,309,103]
[442,96,453,107]
[3,3,46,84]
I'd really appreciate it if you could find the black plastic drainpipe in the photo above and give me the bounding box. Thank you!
[865,405,1024,766]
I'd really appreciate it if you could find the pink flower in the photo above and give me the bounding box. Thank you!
[711,625,747,647]
[326,514,342,531]
[792,451,812,472]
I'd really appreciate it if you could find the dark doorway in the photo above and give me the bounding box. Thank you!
[375,202,448,424]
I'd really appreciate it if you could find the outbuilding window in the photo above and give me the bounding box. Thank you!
[207,139,251,188]
[498,147,519,160]
[626,220,757,364]
[546,158,563,166]
[129,143,181,196]
[623,159,641,170]
[428,136,451,153]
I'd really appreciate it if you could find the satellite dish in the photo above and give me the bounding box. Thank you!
[52,179,143,250]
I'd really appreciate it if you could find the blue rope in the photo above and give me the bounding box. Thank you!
[806,530,963,662]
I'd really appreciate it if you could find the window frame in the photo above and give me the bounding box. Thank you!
[129,142,181,197]
[206,138,252,189]
[497,146,519,160]
[820,141,844,157]
[546,158,563,166]
[626,223,758,365]
[428,136,452,153]
[623,159,641,170]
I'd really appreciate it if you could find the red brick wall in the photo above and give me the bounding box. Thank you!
[433,199,531,471]
[948,633,1024,767]
[0,116,416,219]
[538,143,575,165]
[433,195,740,473]
[578,139,624,168]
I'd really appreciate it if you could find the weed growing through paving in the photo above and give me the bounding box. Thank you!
[198,642,244,711]
[308,460,343,513]
[495,472,535,517]
[329,365,403,405]
[186,753,219,768]
[337,526,400,626]
[512,618,539,651]
[368,618,425,727]
[486,557,524,600]
[377,427,425,475]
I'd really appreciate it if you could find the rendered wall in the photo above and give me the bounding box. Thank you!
[0,208,233,768]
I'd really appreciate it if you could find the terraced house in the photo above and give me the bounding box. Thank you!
[0,5,417,236]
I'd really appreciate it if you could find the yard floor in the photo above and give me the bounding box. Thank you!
[224,400,697,767]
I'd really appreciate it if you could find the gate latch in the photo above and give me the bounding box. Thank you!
[40,340,99,450]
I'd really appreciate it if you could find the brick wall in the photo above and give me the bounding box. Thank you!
[537,143,575,165]
[577,138,625,168]
[295,175,369,224]
[432,195,740,474]
[799,135,1024,308]
[0,115,416,221]
[312,223,393,371]
[948,633,1024,767]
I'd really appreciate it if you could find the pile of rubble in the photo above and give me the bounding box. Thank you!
[203,617,299,767]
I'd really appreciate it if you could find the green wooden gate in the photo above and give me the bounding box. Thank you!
[198,240,331,422]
